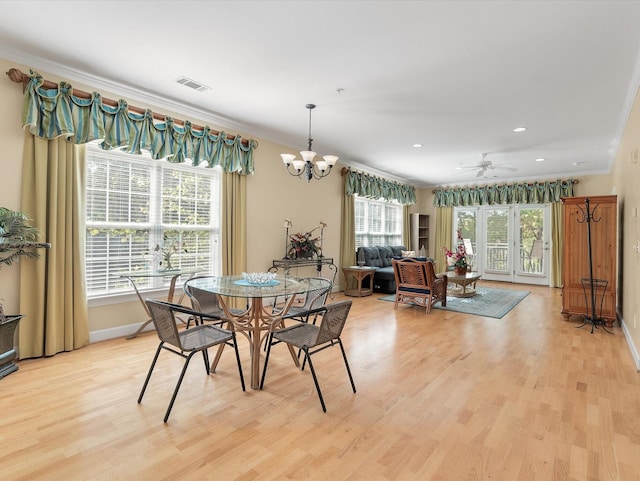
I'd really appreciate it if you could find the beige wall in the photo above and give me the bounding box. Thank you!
[612,84,640,364]
[572,173,613,197]
[0,58,30,316]
[2,55,639,364]
[246,139,343,278]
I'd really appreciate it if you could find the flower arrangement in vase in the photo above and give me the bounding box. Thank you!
[287,231,321,259]
[443,230,468,275]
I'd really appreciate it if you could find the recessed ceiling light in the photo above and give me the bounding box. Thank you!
[535,158,545,162]
[412,143,423,148]
[513,127,527,132]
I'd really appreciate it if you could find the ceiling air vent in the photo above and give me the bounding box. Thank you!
[175,76,210,92]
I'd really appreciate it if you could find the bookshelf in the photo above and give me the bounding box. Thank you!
[410,213,429,255]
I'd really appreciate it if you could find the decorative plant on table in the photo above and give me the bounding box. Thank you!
[153,234,187,271]
[443,230,468,274]
[287,230,321,259]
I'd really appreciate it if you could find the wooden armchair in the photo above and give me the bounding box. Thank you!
[392,258,448,314]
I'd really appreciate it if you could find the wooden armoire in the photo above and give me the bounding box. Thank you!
[561,195,617,325]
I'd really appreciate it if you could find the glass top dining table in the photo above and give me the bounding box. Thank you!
[187,274,329,299]
[188,275,331,389]
[119,268,200,339]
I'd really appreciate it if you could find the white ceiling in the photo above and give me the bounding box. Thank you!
[2,0,640,188]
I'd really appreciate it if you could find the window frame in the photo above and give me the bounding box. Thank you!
[85,144,222,302]
[354,195,403,247]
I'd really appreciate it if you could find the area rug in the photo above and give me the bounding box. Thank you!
[379,287,530,319]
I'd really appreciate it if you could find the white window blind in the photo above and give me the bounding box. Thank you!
[354,196,402,247]
[85,145,221,297]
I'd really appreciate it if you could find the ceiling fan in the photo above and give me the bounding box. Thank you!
[454,153,517,178]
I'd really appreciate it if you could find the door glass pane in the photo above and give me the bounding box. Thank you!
[519,207,545,274]
[455,209,477,269]
[485,208,510,272]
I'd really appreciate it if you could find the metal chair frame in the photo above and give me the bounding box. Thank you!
[273,276,332,321]
[260,300,356,412]
[138,299,245,422]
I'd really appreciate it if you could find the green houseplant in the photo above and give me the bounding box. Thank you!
[287,231,321,259]
[0,207,50,379]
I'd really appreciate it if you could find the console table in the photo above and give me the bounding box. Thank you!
[269,257,337,286]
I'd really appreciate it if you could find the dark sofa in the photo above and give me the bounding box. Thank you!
[356,245,435,294]
[356,245,404,293]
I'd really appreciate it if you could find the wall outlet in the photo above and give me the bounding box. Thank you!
[632,148,639,164]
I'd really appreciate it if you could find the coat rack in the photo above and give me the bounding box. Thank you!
[576,198,612,334]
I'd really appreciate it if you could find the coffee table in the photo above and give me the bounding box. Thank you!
[441,271,482,298]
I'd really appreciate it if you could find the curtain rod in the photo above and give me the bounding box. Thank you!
[431,178,579,193]
[5,67,250,146]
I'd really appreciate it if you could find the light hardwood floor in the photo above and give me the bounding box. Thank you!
[2,282,639,481]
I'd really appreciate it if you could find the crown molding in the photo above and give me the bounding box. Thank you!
[0,45,252,136]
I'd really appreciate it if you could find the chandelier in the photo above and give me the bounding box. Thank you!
[281,104,338,182]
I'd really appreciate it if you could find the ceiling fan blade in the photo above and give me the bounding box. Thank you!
[475,169,484,178]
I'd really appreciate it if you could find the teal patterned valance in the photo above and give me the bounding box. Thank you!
[21,71,257,174]
[345,169,416,205]
[433,179,575,207]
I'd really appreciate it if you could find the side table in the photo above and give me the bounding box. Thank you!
[342,266,378,297]
[440,271,482,298]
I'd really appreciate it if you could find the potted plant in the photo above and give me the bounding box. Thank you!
[287,230,321,259]
[0,207,50,379]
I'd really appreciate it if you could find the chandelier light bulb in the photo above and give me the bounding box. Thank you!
[301,151,316,162]
[281,153,296,165]
[323,155,338,166]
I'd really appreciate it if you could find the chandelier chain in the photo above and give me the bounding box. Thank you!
[307,104,314,152]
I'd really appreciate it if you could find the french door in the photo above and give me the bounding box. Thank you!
[453,204,550,286]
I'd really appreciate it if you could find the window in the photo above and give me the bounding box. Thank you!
[85,145,221,297]
[354,196,402,247]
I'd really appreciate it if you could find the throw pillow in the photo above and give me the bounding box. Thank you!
[401,250,416,257]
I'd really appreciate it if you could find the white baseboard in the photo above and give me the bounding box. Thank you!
[89,321,155,343]
[621,318,640,371]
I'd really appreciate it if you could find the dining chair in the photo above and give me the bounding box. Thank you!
[260,300,356,412]
[138,299,245,422]
[265,277,332,354]
[392,258,447,314]
[274,276,332,323]
[183,276,245,328]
